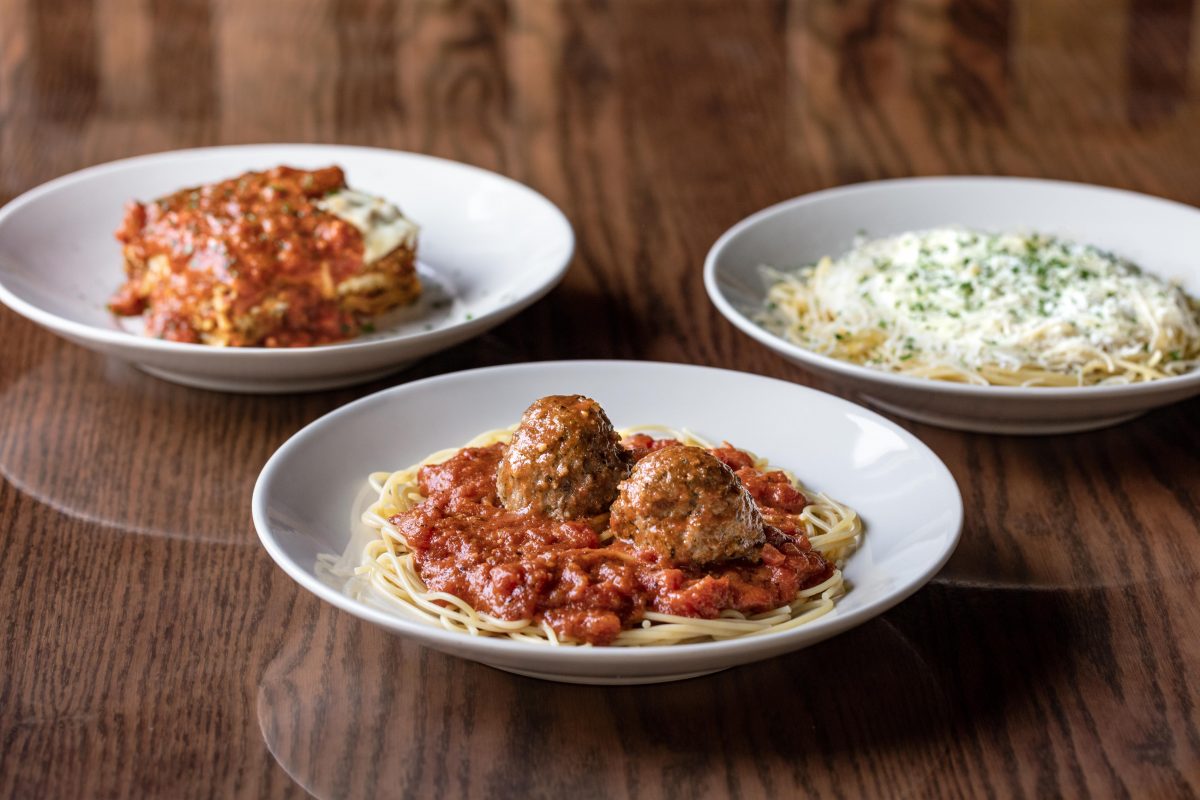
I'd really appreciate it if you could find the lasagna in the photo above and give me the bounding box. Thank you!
[109,165,420,347]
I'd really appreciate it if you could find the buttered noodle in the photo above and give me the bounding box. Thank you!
[759,228,1200,386]
[348,426,861,646]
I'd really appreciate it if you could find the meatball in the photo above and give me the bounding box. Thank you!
[609,445,765,566]
[496,395,631,520]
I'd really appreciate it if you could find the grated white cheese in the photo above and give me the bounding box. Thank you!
[761,228,1200,381]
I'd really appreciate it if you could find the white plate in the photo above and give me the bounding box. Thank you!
[252,360,962,684]
[705,177,1200,434]
[0,145,573,393]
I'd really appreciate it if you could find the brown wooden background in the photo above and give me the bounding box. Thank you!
[3,0,1200,797]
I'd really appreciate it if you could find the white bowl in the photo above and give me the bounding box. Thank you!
[252,360,962,684]
[0,144,573,393]
[705,177,1200,434]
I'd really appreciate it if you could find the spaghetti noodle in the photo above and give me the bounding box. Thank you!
[350,425,861,646]
[759,228,1200,386]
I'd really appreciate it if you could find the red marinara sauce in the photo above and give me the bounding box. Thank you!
[389,438,833,645]
[110,166,366,346]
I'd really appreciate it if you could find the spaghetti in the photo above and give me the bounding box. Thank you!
[759,228,1200,387]
[350,425,861,647]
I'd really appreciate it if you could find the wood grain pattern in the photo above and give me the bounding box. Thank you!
[2,0,1200,797]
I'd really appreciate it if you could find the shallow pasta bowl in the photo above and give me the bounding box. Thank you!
[704,177,1200,434]
[252,360,962,685]
[0,144,573,393]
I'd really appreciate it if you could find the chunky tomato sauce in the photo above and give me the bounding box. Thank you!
[111,166,367,346]
[389,438,833,645]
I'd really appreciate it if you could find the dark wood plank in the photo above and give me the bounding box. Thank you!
[1,0,1199,797]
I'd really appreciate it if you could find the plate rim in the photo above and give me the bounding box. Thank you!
[251,359,964,666]
[704,175,1200,400]
[0,143,575,359]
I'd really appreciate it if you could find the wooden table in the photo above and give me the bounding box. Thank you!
[3,1,1199,797]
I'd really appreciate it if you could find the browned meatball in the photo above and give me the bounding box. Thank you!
[496,395,631,520]
[609,445,765,566]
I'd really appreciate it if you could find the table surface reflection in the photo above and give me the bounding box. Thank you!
[2,0,1199,797]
